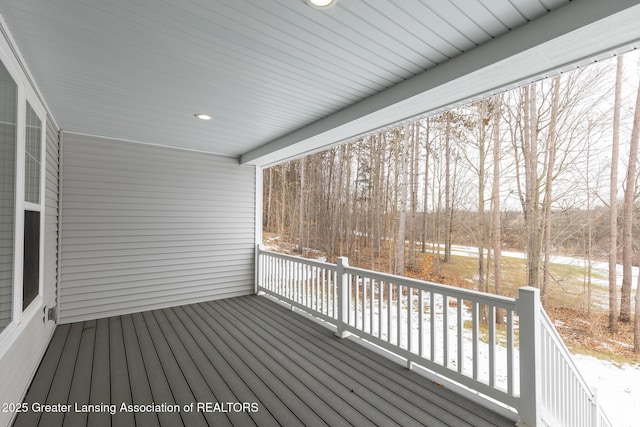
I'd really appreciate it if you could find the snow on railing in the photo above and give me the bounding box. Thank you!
[256,246,611,427]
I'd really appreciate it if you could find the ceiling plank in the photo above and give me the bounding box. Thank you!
[241,0,640,166]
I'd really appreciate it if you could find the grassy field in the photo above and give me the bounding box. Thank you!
[420,250,638,364]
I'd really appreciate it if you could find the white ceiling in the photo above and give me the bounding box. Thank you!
[1,0,639,165]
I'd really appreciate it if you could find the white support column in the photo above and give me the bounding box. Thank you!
[335,257,351,338]
[516,286,542,427]
[255,244,265,296]
[254,166,263,295]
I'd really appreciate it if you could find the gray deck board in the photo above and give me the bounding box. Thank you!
[88,318,110,427]
[64,319,96,426]
[15,295,516,427]
[109,316,135,427]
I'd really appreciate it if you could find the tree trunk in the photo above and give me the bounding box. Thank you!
[491,95,504,323]
[609,55,623,332]
[444,112,453,262]
[422,119,430,253]
[409,122,419,268]
[621,80,640,323]
[523,84,542,289]
[542,76,560,303]
[395,126,411,275]
[477,101,488,293]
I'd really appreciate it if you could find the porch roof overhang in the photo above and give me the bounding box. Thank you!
[1,0,640,167]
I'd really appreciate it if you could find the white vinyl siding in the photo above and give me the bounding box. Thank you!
[44,117,58,310]
[58,134,256,323]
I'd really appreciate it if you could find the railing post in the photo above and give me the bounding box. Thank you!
[336,257,351,338]
[516,286,542,427]
[591,388,598,427]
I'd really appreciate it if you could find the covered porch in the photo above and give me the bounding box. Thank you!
[13,294,513,427]
[1,1,639,427]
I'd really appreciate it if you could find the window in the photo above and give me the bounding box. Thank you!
[22,102,42,310]
[0,60,16,334]
[0,44,46,338]
[24,103,41,205]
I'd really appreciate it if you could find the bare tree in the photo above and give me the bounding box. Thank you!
[542,76,561,302]
[491,95,504,322]
[395,126,411,275]
[609,55,623,332]
[621,79,640,323]
[522,83,543,289]
[422,118,431,253]
[444,112,453,262]
[476,101,489,293]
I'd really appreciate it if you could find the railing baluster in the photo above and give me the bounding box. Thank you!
[362,277,367,332]
[377,280,382,339]
[407,286,413,354]
[419,290,424,357]
[370,278,374,335]
[443,294,448,367]
[489,305,495,387]
[397,285,401,347]
[430,291,435,362]
[472,302,478,380]
[457,297,462,373]
[507,309,514,395]
[387,281,392,343]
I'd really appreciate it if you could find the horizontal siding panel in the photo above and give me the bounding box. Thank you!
[60,279,254,305]
[62,259,254,279]
[61,273,255,296]
[60,232,253,245]
[59,134,256,323]
[61,263,254,285]
[59,239,250,253]
[59,289,253,324]
[61,250,253,269]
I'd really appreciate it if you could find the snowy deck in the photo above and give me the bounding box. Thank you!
[14,295,514,427]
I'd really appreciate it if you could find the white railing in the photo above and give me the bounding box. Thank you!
[256,246,611,427]
[537,310,612,427]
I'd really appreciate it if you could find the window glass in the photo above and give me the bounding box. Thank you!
[0,61,17,332]
[24,102,41,204]
[22,210,39,309]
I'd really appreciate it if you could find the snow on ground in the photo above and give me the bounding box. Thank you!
[444,243,639,291]
[573,355,640,427]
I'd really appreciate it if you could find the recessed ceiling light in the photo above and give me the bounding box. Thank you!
[305,0,337,9]
[194,113,212,120]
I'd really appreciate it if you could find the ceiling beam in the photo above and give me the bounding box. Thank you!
[241,0,640,166]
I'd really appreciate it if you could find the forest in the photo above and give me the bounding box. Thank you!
[262,51,640,356]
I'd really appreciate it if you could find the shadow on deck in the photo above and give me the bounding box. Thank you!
[14,295,515,426]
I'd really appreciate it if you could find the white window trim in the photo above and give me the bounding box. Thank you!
[0,21,47,354]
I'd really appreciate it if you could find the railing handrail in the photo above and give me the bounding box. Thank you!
[258,247,517,310]
[257,247,338,270]
[345,264,517,310]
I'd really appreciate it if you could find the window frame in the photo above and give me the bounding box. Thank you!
[0,26,47,350]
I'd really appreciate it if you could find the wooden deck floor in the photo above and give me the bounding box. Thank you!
[14,295,516,427]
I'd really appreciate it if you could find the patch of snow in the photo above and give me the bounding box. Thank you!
[573,355,640,427]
